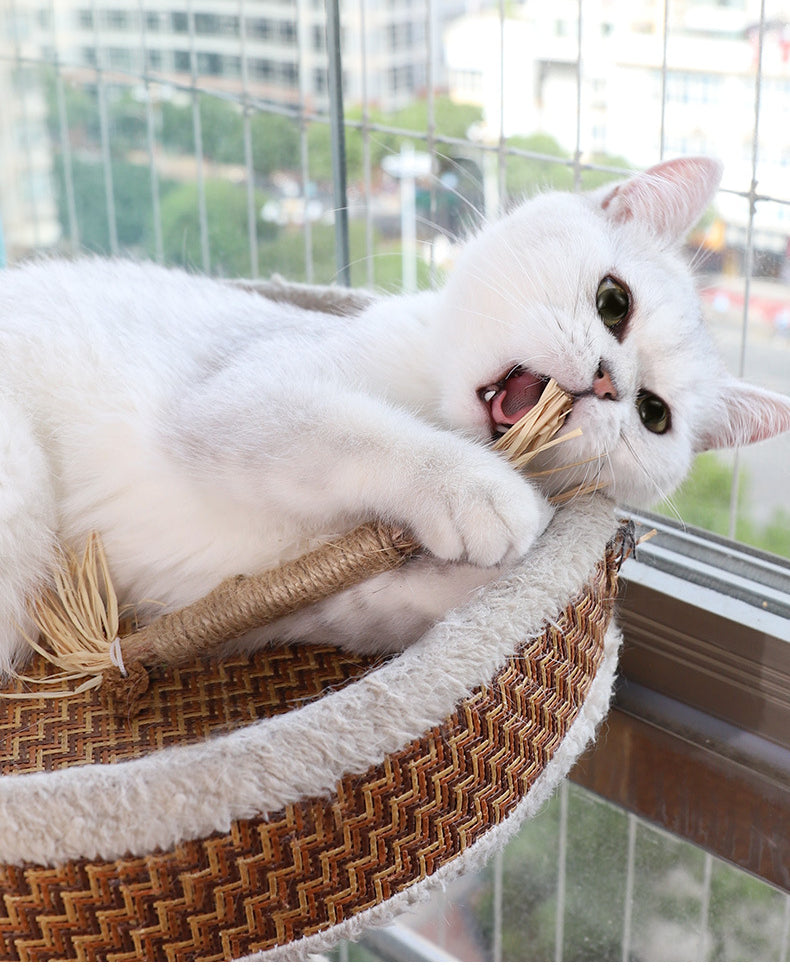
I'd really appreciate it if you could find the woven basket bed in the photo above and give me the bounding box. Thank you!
[0,495,625,961]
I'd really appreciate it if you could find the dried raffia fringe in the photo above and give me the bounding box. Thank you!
[12,378,607,703]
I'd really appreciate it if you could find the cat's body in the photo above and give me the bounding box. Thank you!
[1,157,789,673]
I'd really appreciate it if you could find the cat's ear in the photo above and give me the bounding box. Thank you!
[698,378,790,452]
[598,157,723,244]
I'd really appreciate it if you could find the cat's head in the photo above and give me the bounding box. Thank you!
[434,156,790,507]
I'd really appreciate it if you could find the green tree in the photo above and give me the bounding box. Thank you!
[250,112,301,175]
[657,451,790,557]
[504,133,574,200]
[159,99,196,156]
[160,96,246,163]
[305,97,484,186]
[158,179,275,277]
[52,155,169,256]
[580,151,632,190]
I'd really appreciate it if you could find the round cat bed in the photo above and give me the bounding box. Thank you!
[0,498,625,961]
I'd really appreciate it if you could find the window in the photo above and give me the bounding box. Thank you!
[1,0,788,959]
[247,17,274,40]
[197,52,222,76]
[102,9,129,31]
[173,49,190,72]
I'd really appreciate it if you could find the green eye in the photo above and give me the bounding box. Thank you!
[637,391,671,434]
[596,276,631,330]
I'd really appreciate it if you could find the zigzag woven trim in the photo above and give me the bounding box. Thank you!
[0,540,620,961]
[0,642,372,775]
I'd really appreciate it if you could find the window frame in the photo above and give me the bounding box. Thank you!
[572,509,790,892]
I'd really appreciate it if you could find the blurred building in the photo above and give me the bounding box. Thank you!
[445,0,790,258]
[0,2,60,260]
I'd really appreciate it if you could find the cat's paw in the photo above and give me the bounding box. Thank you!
[406,447,554,567]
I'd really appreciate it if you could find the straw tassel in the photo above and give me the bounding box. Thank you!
[17,379,597,697]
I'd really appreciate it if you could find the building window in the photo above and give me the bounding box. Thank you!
[197,52,222,76]
[107,46,133,71]
[250,57,275,80]
[280,61,298,85]
[248,18,274,40]
[103,9,129,31]
[173,49,190,72]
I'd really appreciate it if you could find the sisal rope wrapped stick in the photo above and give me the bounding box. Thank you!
[22,379,585,691]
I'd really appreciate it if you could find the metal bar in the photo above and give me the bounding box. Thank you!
[296,0,313,282]
[554,780,568,961]
[358,923,458,962]
[729,0,767,539]
[496,0,506,215]
[573,0,585,184]
[238,0,259,279]
[186,0,210,272]
[50,0,80,250]
[621,814,637,961]
[324,0,350,286]
[659,0,670,158]
[138,0,164,264]
[699,854,713,960]
[91,0,119,254]
[425,0,437,282]
[359,0,374,288]
[492,846,504,961]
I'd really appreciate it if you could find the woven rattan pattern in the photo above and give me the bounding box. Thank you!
[0,545,619,961]
[0,644,374,775]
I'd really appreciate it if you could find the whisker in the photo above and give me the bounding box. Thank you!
[620,432,686,527]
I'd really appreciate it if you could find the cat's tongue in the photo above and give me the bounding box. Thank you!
[490,370,546,426]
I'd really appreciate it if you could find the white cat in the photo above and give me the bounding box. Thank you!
[0,156,788,674]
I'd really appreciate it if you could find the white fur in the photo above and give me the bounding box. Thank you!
[0,156,788,672]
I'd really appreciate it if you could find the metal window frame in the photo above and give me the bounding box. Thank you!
[571,510,790,893]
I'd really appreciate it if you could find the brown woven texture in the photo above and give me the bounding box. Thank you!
[0,643,375,775]
[0,540,621,962]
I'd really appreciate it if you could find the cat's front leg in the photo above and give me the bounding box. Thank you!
[167,380,553,569]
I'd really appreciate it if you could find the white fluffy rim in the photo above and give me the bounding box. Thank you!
[251,625,622,961]
[0,497,618,866]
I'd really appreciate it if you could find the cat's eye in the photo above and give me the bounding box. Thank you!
[596,276,631,332]
[637,391,671,434]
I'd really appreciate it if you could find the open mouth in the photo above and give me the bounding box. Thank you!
[478,366,550,435]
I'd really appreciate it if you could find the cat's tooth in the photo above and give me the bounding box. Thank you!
[495,423,511,434]
[483,387,497,402]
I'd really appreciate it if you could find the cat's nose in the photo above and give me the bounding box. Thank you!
[593,364,618,401]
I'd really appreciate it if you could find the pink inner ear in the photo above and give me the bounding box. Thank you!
[700,382,790,452]
[602,157,723,243]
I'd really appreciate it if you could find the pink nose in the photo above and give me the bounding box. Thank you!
[593,366,618,401]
